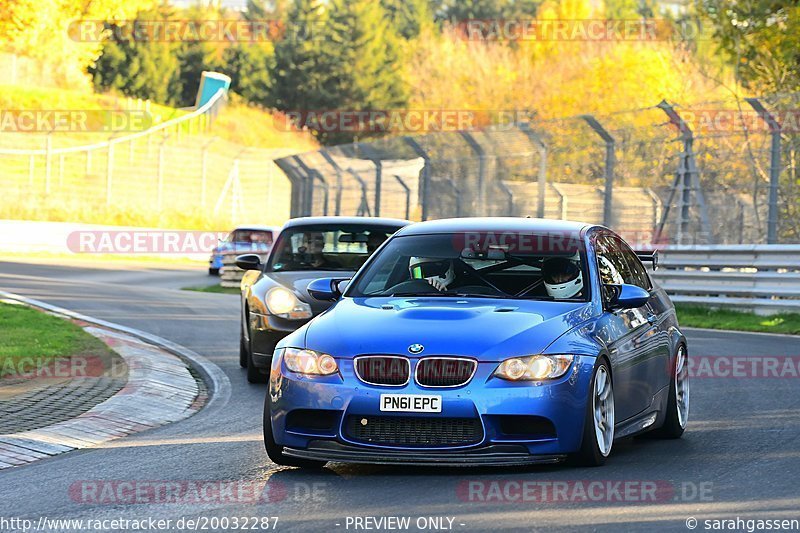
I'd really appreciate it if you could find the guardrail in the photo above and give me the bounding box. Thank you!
[652,245,800,315]
[221,243,800,315]
[221,252,243,288]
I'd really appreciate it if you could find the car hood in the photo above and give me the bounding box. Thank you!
[267,270,355,313]
[303,297,596,362]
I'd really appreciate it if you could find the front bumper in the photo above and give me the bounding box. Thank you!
[249,311,311,368]
[284,440,565,466]
[269,354,597,461]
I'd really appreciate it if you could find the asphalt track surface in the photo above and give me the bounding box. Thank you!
[1,260,799,532]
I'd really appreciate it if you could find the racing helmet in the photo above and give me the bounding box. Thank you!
[541,256,583,299]
[409,257,455,288]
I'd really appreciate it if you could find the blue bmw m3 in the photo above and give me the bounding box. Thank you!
[263,218,689,468]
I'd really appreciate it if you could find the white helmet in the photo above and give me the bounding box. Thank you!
[409,257,455,288]
[541,256,583,299]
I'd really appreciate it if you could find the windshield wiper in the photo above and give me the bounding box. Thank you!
[389,291,453,297]
[448,292,512,299]
[387,291,511,299]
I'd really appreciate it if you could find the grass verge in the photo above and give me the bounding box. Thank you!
[675,304,800,335]
[0,301,114,377]
[182,284,240,295]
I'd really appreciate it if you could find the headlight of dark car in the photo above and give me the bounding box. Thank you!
[494,355,574,381]
[265,287,313,319]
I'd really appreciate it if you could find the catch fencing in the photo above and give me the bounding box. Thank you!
[276,93,800,245]
[0,89,294,229]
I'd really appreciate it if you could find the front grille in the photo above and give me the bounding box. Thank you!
[415,357,477,387]
[346,416,483,447]
[355,356,410,386]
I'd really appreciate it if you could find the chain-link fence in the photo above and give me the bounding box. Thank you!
[0,90,295,228]
[276,94,800,245]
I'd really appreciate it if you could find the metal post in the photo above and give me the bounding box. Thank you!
[746,98,781,244]
[518,124,548,218]
[44,134,52,195]
[320,150,344,216]
[346,168,372,217]
[657,100,714,244]
[459,132,487,215]
[106,139,114,206]
[58,154,64,188]
[201,148,209,209]
[403,137,431,220]
[157,136,167,210]
[393,175,411,220]
[294,156,316,216]
[580,116,615,227]
[200,137,217,210]
[373,158,382,217]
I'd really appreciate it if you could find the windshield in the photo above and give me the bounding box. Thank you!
[228,230,273,244]
[348,232,589,301]
[267,224,401,272]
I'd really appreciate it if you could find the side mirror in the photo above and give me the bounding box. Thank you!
[606,283,649,310]
[307,277,350,301]
[235,253,262,271]
[337,280,350,294]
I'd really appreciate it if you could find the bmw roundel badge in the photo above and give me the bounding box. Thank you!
[408,344,424,354]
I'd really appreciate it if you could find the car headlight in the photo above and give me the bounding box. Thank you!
[494,355,574,381]
[266,287,312,319]
[282,347,338,376]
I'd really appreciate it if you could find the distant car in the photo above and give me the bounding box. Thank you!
[237,216,410,383]
[209,226,277,275]
[262,217,687,468]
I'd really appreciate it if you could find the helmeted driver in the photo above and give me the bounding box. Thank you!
[409,257,455,291]
[541,256,583,299]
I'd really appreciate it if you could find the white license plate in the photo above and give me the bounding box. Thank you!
[380,394,442,413]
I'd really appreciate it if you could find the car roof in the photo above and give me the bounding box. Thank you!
[395,217,596,236]
[232,225,278,232]
[282,216,411,229]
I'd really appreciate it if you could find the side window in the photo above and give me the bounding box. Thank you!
[614,238,652,290]
[595,236,630,286]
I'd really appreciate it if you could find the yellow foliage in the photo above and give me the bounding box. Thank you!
[0,0,155,89]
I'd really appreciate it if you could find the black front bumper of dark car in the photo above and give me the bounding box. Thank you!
[283,440,566,467]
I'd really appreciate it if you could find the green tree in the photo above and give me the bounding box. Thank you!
[700,1,800,93]
[439,0,541,21]
[380,0,434,39]
[218,43,274,105]
[269,0,330,111]
[318,0,409,143]
[90,7,181,104]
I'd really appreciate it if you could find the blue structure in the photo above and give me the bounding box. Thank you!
[195,71,231,108]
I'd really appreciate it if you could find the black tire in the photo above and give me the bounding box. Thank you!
[246,348,268,384]
[239,331,248,368]
[572,359,614,467]
[208,267,220,275]
[651,345,688,439]
[263,390,327,468]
